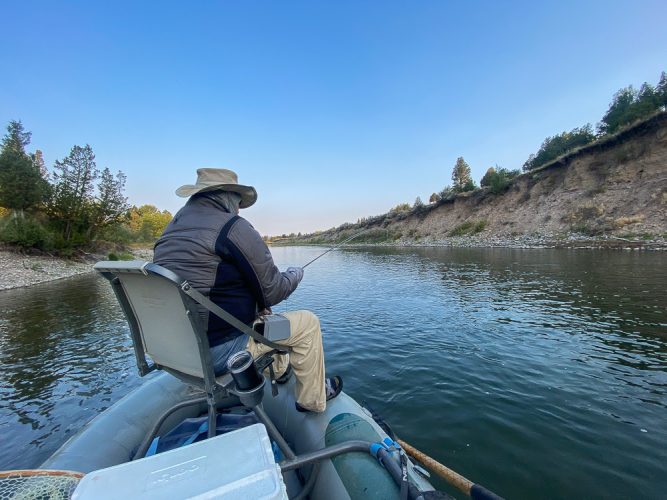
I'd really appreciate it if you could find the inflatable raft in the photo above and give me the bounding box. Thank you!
[41,371,437,499]
[26,261,439,499]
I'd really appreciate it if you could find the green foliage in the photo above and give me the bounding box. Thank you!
[47,144,98,243]
[599,72,667,134]
[97,223,134,245]
[2,121,31,153]
[413,196,424,208]
[389,202,411,213]
[448,219,488,236]
[47,144,130,247]
[0,120,171,253]
[127,204,172,242]
[523,124,596,171]
[0,214,54,250]
[0,121,50,210]
[92,167,129,237]
[429,192,439,203]
[480,167,496,187]
[481,167,520,193]
[438,185,456,201]
[108,251,134,261]
[452,157,475,192]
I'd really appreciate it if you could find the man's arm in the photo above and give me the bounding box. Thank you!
[216,217,302,308]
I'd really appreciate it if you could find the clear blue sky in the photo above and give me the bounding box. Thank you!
[2,1,665,235]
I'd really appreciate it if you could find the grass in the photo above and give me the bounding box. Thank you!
[448,220,488,237]
[614,215,645,228]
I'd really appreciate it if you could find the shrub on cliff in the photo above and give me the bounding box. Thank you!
[523,124,596,171]
[599,72,667,134]
[481,167,520,193]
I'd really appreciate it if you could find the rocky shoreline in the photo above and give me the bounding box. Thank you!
[382,234,667,250]
[0,251,95,291]
[0,248,155,292]
[275,233,667,251]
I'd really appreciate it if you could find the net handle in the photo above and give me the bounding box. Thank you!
[0,469,84,479]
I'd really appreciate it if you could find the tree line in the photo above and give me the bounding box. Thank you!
[523,71,666,171]
[0,121,172,253]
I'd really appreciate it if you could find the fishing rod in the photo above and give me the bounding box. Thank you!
[301,228,369,269]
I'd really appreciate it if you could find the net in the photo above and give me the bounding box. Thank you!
[0,470,83,500]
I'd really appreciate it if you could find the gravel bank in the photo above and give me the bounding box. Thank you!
[0,249,155,291]
[0,251,95,291]
[383,234,667,250]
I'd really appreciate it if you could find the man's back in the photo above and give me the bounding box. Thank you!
[154,193,299,347]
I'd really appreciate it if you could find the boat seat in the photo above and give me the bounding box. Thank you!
[94,260,285,438]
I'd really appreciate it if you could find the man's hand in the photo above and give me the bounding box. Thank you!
[286,266,304,284]
[259,307,272,316]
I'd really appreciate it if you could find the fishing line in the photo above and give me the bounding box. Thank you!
[301,228,369,269]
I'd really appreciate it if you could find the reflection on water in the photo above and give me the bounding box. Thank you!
[0,248,665,498]
[0,276,142,468]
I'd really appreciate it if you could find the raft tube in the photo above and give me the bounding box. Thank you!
[42,372,435,499]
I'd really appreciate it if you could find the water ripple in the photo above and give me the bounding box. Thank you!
[0,247,665,498]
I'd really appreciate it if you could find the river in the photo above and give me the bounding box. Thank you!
[0,247,665,498]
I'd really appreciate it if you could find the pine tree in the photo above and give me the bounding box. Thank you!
[452,157,475,192]
[91,167,128,236]
[0,121,49,211]
[32,149,49,178]
[48,145,98,242]
[2,121,31,154]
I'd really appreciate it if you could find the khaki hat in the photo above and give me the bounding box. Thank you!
[175,168,257,208]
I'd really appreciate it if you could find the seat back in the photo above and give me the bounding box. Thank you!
[95,260,211,379]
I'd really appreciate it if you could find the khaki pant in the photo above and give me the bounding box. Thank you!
[245,310,326,412]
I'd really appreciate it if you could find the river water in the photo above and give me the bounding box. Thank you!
[0,247,665,498]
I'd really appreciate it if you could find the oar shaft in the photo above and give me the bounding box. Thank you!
[397,438,504,500]
[397,439,473,494]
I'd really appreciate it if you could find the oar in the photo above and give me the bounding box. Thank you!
[396,438,504,500]
[301,228,368,269]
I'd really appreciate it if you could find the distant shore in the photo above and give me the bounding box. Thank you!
[1,236,664,292]
[272,234,667,251]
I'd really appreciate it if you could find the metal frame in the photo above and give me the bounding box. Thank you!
[98,262,264,438]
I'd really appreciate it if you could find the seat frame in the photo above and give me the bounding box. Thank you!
[95,260,285,438]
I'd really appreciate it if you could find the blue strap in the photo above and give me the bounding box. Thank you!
[183,421,209,446]
[145,437,160,457]
[369,437,401,458]
[146,420,208,457]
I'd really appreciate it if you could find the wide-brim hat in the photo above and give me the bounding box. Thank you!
[175,168,257,208]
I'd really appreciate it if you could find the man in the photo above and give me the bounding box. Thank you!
[153,168,342,413]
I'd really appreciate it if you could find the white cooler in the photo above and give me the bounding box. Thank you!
[72,423,287,499]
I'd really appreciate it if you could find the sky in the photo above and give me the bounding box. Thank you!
[2,1,666,236]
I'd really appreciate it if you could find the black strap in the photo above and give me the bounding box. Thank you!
[400,450,409,500]
[180,282,289,353]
